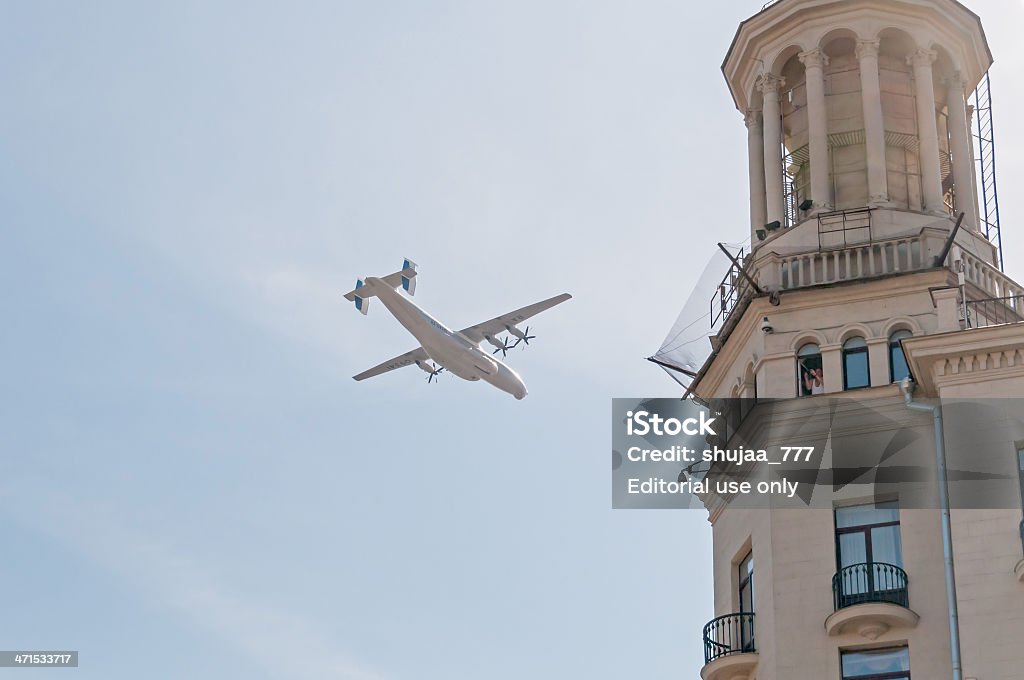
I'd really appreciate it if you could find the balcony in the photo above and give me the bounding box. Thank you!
[964,294,1024,329]
[825,563,919,639]
[701,613,757,680]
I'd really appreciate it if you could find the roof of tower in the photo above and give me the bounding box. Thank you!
[722,0,993,113]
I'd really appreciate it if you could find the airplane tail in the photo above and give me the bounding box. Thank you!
[350,279,371,315]
[343,258,418,315]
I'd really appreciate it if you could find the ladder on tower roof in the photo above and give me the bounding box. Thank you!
[973,71,1004,271]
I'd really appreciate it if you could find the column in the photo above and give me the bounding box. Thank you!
[945,72,978,229]
[799,48,832,212]
[821,345,843,394]
[856,40,889,204]
[867,338,890,387]
[760,74,787,226]
[746,109,768,238]
[909,48,945,213]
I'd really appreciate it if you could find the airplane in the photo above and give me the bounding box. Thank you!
[344,259,571,400]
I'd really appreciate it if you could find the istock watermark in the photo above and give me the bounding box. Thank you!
[612,397,1024,510]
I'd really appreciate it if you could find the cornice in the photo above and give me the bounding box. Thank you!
[903,324,1024,396]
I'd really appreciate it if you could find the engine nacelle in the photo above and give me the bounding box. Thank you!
[416,359,440,374]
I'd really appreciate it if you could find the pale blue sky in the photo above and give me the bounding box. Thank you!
[2,1,1023,679]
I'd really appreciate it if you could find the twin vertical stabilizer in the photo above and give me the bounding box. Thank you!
[343,258,418,315]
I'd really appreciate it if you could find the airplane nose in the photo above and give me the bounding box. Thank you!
[515,388,528,400]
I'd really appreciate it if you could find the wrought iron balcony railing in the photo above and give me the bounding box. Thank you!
[702,612,756,664]
[964,294,1024,329]
[832,562,909,611]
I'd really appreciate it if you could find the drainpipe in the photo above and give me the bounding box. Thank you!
[901,377,962,680]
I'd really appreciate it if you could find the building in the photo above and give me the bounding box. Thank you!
[685,1,1024,679]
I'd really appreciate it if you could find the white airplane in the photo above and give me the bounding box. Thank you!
[344,259,571,399]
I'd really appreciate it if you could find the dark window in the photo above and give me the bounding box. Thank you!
[843,336,870,390]
[836,501,903,568]
[738,551,754,614]
[798,343,823,397]
[841,647,910,679]
[737,550,754,652]
[1017,447,1024,512]
[889,330,912,383]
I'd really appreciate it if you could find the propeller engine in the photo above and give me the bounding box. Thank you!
[505,324,537,349]
[485,334,517,358]
[415,359,445,383]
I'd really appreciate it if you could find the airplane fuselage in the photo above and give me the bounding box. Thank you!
[367,277,529,400]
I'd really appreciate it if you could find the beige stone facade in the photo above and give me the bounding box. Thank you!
[692,2,1024,679]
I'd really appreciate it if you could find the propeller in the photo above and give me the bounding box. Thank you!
[491,336,516,357]
[416,359,445,384]
[517,326,536,348]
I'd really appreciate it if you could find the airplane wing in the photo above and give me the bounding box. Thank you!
[459,293,573,344]
[353,346,429,381]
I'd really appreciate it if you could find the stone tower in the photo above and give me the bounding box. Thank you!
[688,1,1024,679]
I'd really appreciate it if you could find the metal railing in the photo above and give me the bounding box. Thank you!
[783,144,810,228]
[964,294,1024,329]
[818,207,872,250]
[832,562,909,611]
[702,612,756,664]
[710,247,751,328]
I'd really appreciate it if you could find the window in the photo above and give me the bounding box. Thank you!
[1017,446,1024,512]
[835,501,902,568]
[889,330,912,383]
[843,336,870,390]
[841,647,910,679]
[737,550,755,652]
[738,551,754,614]
[798,343,823,396]
[834,502,906,607]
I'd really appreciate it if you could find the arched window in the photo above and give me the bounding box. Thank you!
[889,330,912,383]
[797,343,823,396]
[842,337,870,390]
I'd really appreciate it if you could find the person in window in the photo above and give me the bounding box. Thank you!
[797,344,823,396]
[803,366,824,395]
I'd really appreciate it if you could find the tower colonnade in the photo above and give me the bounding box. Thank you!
[734,13,986,239]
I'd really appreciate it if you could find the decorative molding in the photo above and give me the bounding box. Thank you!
[700,651,758,680]
[758,73,786,95]
[944,70,968,92]
[744,109,763,129]
[798,48,829,70]
[824,602,920,639]
[855,39,880,61]
[908,48,938,68]
[902,324,1024,396]
[932,349,1024,378]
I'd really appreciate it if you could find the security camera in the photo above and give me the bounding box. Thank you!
[761,316,774,334]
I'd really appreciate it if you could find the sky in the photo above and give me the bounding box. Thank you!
[2,1,1024,679]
